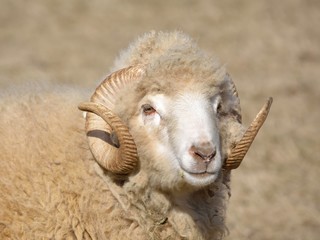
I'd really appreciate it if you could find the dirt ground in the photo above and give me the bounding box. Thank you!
[1,0,319,239]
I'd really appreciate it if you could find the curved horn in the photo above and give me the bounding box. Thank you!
[224,97,273,170]
[80,66,145,174]
[78,102,138,174]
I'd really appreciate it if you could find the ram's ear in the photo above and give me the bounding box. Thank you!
[219,73,242,123]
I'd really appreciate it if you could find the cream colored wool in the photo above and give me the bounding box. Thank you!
[0,32,237,239]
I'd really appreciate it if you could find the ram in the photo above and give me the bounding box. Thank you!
[0,31,272,239]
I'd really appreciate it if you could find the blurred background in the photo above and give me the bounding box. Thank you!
[1,0,319,239]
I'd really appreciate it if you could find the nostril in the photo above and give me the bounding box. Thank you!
[190,144,216,162]
[207,149,216,160]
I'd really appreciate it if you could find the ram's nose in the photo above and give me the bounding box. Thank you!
[189,142,216,163]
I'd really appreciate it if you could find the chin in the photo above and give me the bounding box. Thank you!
[182,170,220,188]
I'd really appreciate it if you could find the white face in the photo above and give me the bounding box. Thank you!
[135,92,222,188]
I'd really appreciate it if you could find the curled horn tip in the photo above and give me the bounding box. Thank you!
[78,102,91,112]
[266,97,273,111]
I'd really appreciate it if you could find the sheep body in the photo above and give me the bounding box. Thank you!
[0,84,152,239]
[0,32,235,239]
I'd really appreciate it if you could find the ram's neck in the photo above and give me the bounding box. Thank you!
[167,176,230,239]
[125,170,230,239]
[95,164,230,239]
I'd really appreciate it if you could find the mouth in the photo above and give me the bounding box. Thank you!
[180,166,217,178]
[186,171,216,178]
[177,157,221,186]
[179,168,219,187]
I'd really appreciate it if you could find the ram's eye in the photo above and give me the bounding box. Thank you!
[142,104,156,116]
[216,102,222,113]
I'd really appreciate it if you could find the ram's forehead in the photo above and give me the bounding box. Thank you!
[140,76,221,98]
[136,59,226,97]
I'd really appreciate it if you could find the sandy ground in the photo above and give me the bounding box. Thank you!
[1,0,319,239]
